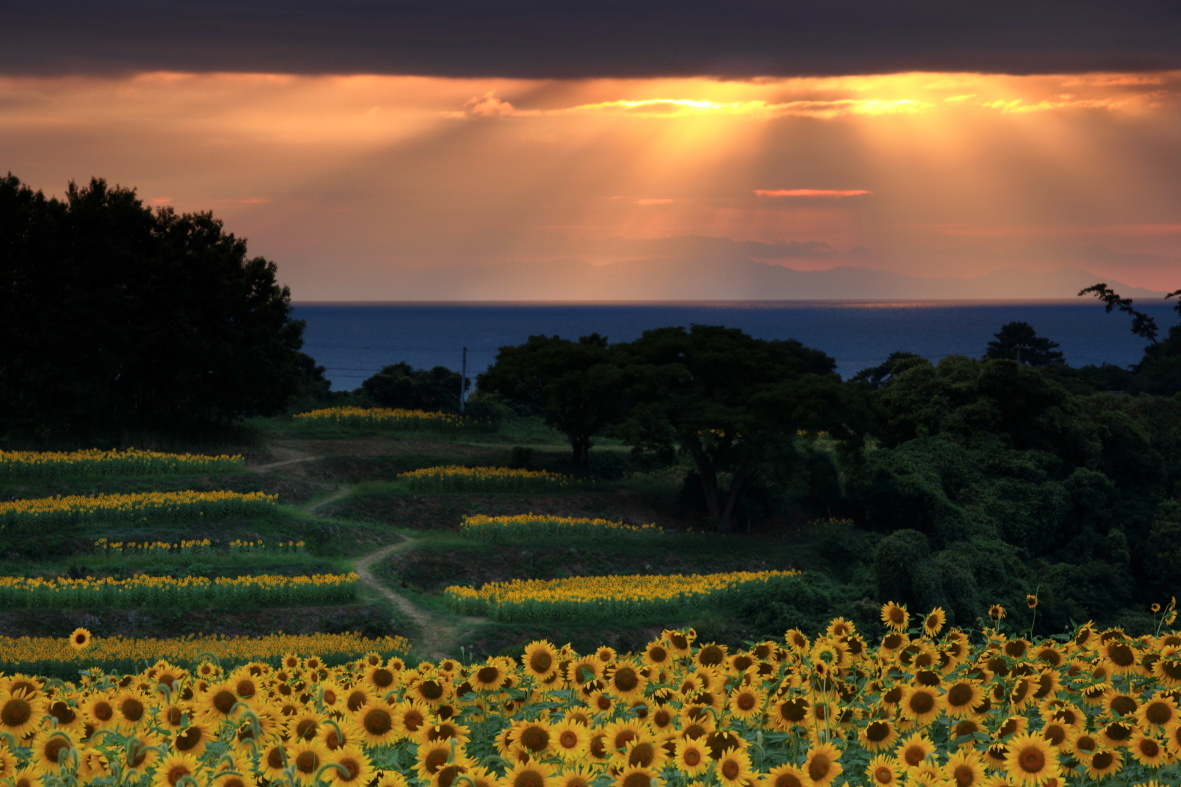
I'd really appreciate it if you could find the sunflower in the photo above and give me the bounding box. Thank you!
[287,738,329,786]
[943,679,983,720]
[769,696,810,732]
[503,760,558,787]
[1100,638,1141,676]
[555,766,598,787]
[415,741,465,780]
[663,628,696,656]
[172,719,213,758]
[550,718,590,761]
[784,628,810,653]
[673,738,710,777]
[287,708,325,742]
[1003,732,1059,787]
[308,741,369,786]
[1099,720,1136,748]
[1153,656,1181,688]
[0,689,47,739]
[119,732,164,776]
[511,719,552,756]
[943,748,987,787]
[407,675,450,707]
[1103,689,1139,719]
[68,627,92,650]
[8,767,41,787]
[880,602,910,632]
[151,752,202,787]
[522,640,561,681]
[900,685,942,726]
[897,732,936,772]
[613,766,658,787]
[28,730,73,775]
[859,719,898,752]
[615,735,667,771]
[727,685,766,721]
[1137,693,1179,731]
[762,762,809,787]
[373,771,412,787]
[602,718,646,756]
[354,699,400,747]
[198,682,243,725]
[1130,733,1170,767]
[212,773,253,787]
[923,608,947,638]
[465,661,506,693]
[1082,748,1122,780]
[565,657,603,687]
[988,604,1007,622]
[802,741,842,787]
[864,754,901,786]
[606,662,647,702]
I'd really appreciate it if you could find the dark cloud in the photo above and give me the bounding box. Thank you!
[4,1,1178,78]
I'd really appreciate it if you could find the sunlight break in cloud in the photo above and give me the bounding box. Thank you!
[464,90,515,117]
[754,189,872,199]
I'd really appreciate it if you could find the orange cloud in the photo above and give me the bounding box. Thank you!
[754,189,872,199]
[463,90,515,117]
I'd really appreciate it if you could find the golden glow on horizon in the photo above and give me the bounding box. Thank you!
[2,69,1179,296]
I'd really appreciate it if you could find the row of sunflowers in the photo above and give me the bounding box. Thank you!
[0,573,360,610]
[0,491,278,531]
[1,608,1180,787]
[0,448,244,480]
[443,571,805,624]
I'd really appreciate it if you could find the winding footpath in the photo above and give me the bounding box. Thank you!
[248,447,480,660]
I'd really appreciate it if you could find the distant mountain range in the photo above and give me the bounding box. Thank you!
[388,257,1165,301]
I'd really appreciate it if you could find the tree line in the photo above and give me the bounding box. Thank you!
[0,174,324,444]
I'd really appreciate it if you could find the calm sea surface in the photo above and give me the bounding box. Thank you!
[293,301,1179,391]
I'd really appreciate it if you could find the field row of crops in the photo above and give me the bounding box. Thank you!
[0,490,277,530]
[0,572,359,610]
[1,613,1179,787]
[444,570,805,623]
[0,448,244,480]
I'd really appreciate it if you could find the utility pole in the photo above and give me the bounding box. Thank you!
[459,346,467,413]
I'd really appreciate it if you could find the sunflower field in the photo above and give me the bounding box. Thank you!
[0,572,359,610]
[0,632,410,679]
[1,608,1180,787]
[443,570,805,623]
[294,407,475,432]
[458,514,661,544]
[0,490,278,532]
[0,448,244,480]
[397,466,575,493]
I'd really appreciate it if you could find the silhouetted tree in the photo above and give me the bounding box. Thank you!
[985,321,1064,366]
[0,174,315,443]
[478,334,625,466]
[361,362,466,412]
[617,325,873,532]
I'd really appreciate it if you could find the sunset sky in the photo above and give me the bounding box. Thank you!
[3,2,1180,300]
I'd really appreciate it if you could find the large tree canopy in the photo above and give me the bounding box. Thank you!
[0,174,313,443]
[617,325,873,532]
[478,333,625,466]
[361,362,466,412]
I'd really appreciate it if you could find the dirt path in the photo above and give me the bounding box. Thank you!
[244,443,479,661]
[249,446,319,473]
[354,539,483,661]
[305,485,354,514]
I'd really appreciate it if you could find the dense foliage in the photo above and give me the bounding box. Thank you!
[0,174,318,444]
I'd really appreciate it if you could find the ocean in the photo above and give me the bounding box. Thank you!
[292,300,1180,391]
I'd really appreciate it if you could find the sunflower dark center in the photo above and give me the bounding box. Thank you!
[808,753,831,781]
[363,709,392,735]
